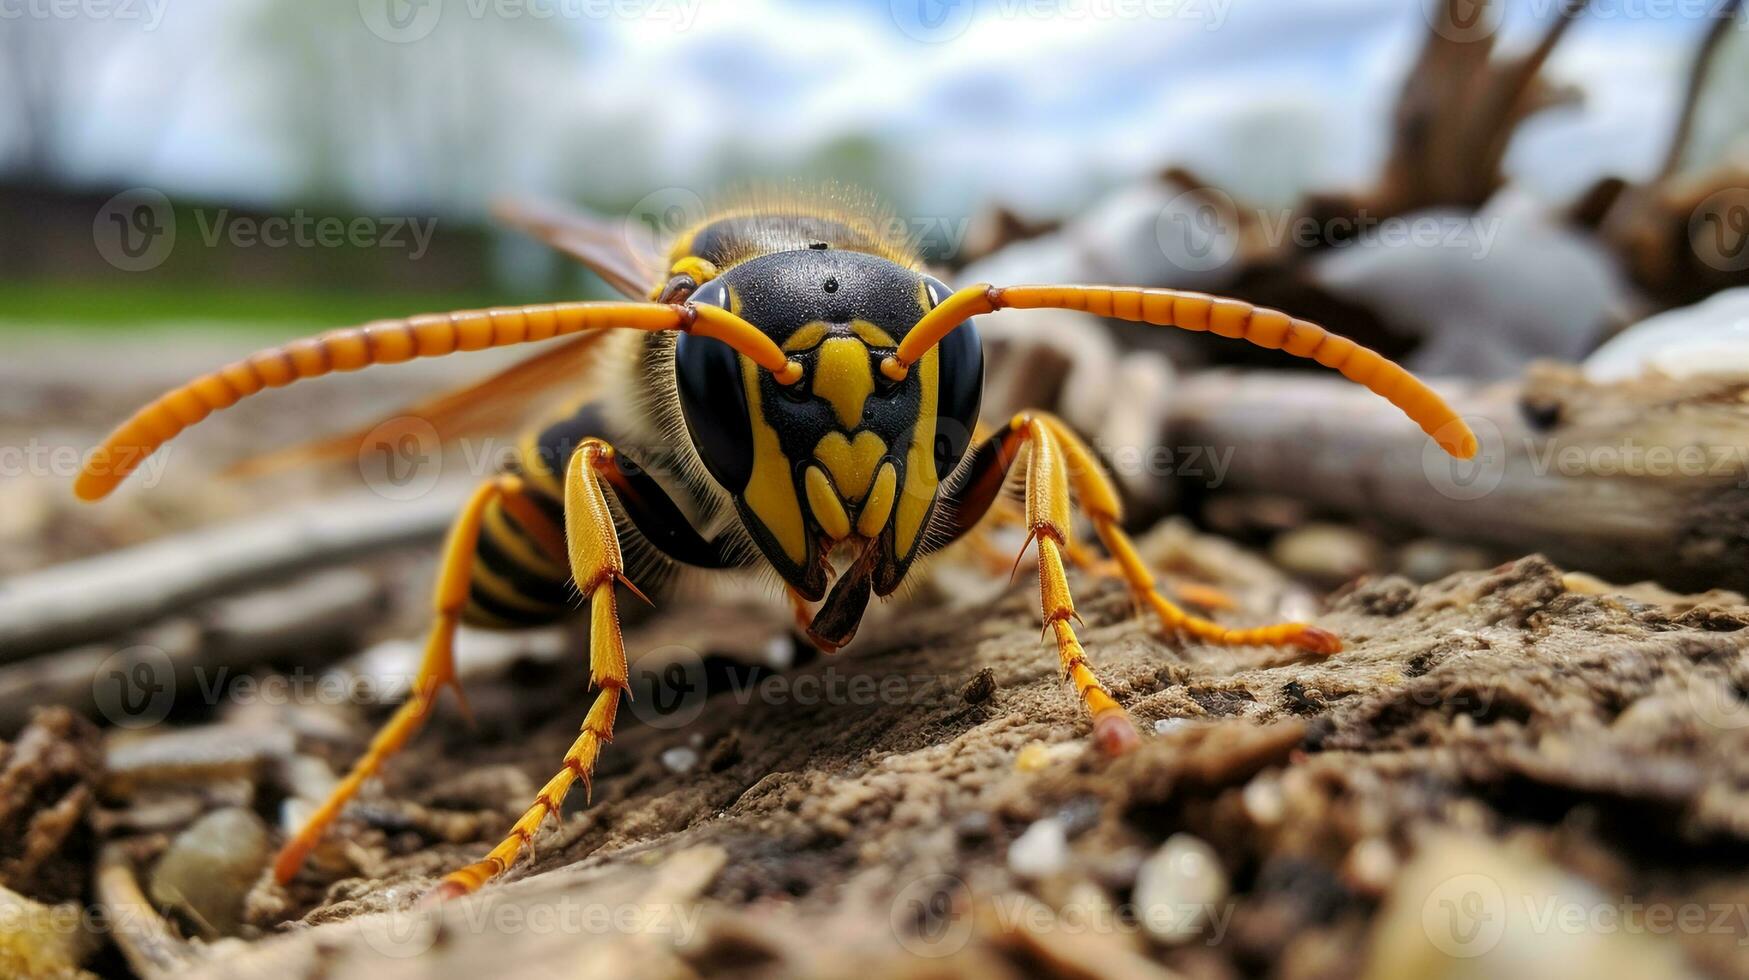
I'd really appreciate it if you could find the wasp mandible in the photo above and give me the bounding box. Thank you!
[74,188,1477,899]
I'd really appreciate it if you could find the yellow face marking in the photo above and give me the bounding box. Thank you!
[813,430,885,500]
[894,347,939,559]
[804,466,851,540]
[739,358,808,565]
[812,337,876,429]
[783,322,828,352]
[857,462,898,538]
[850,321,897,347]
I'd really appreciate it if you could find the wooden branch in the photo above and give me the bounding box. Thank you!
[0,485,465,663]
[0,568,388,734]
[95,842,200,979]
[1166,366,1749,593]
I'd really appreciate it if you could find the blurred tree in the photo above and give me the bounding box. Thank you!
[1681,24,1749,173]
[241,0,578,215]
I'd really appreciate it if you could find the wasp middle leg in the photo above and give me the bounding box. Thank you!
[273,472,567,884]
[426,438,643,899]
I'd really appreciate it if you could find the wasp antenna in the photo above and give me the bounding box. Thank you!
[888,284,1478,461]
[75,301,799,501]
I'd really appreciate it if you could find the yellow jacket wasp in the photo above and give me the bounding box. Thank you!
[74,189,1477,899]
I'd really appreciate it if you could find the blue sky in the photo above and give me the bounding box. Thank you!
[7,0,1742,219]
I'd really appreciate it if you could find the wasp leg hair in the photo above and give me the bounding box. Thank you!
[428,439,632,900]
[273,475,532,884]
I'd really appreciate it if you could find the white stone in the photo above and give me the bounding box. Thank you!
[1133,833,1229,944]
[1007,818,1069,879]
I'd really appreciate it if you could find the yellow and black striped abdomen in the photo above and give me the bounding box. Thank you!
[460,487,574,629]
[458,404,583,629]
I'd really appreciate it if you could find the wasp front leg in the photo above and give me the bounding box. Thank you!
[939,412,1339,755]
[1031,414,1340,655]
[428,439,638,900]
[937,414,1139,754]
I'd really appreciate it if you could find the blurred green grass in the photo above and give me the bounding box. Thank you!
[0,280,506,334]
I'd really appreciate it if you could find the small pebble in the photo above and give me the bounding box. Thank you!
[1054,797,1103,838]
[1242,776,1285,827]
[660,746,699,774]
[1133,833,1229,944]
[149,807,272,937]
[961,667,998,705]
[1342,837,1398,896]
[1271,523,1382,586]
[1397,539,1492,583]
[1016,741,1073,772]
[704,731,741,772]
[1008,818,1069,879]
[762,634,796,671]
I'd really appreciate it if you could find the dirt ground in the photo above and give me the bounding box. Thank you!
[2,341,1748,979]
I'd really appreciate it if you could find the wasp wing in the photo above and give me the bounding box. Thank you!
[492,196,661,300]
[227,199,666,479]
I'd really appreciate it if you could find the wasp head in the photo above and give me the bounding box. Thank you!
[674,247,983,629]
